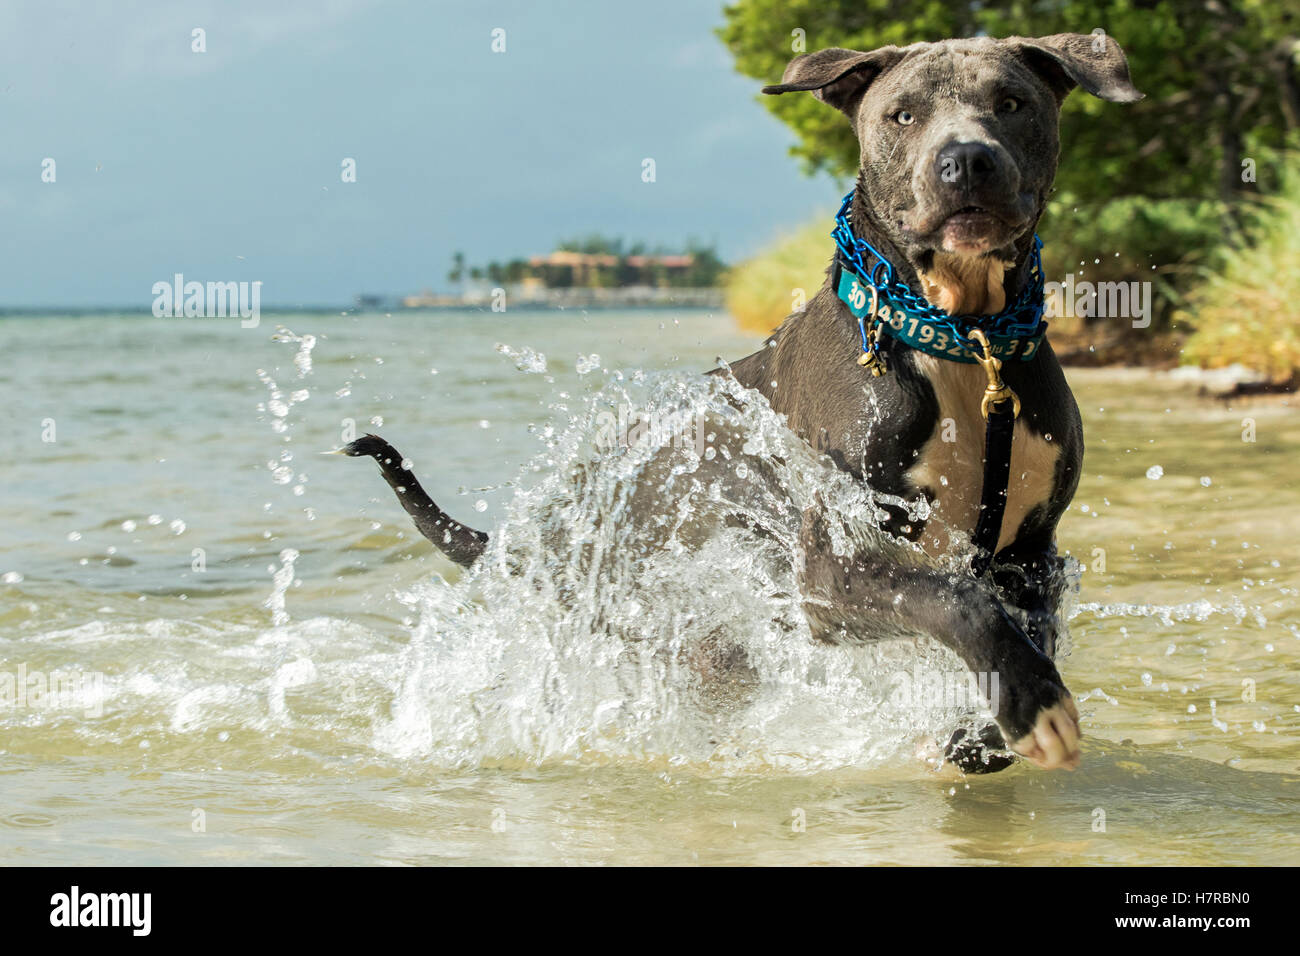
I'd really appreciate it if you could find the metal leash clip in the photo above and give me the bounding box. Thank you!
[856,285,887,377]
[969,328,1020,419]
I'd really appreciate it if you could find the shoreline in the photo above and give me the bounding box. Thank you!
[2,306,1291,396]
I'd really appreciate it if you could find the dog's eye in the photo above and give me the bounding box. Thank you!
[999,97,1021,113]
[893,110,915,126]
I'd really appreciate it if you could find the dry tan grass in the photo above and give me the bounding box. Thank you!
[723,220,833,335]
[1180,164,1300,384]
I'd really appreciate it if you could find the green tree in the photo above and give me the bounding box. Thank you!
[557,234,625,256]
[683,242,727,287]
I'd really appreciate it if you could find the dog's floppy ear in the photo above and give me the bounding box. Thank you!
[762,46,905,115]
[1013,33,1144,103]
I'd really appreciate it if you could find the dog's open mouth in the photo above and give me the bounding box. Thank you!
[902,202,1022,253]
[944,205,1000,227]
[939,205,1006,251]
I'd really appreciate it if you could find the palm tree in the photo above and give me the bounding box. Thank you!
[447,251,466,288]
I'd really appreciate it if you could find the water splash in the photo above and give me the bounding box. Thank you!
[257,327,315,436]
[1070,597,1267,629]
[495,342,548,374]
[368,368,1004,771]
[257,326,320,532]
[271,327,317,378]
[265,548,299,627]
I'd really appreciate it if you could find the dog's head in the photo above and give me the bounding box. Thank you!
[765,34,1141,309]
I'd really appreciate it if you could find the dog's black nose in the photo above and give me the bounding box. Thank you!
[935,141,998,189]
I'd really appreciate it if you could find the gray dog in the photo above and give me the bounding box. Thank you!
[344,34,1142,772]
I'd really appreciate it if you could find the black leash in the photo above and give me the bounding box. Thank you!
[970,406,1016,576]
[966,328,1020,577]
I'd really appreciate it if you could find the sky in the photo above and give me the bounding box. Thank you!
[2,0,840,308]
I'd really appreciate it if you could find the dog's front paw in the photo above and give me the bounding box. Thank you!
[1009,693,1080,770]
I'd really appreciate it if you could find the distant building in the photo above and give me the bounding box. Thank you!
[395,240,725,309]
[527,252,699,288]
[401,288,462,308]
[625,255,694,269]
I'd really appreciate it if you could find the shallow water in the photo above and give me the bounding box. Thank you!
[1,309,1297,865]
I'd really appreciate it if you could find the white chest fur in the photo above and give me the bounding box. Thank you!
[904,353,1060,557]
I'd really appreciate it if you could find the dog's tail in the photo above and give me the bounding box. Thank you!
[334,433,487,568]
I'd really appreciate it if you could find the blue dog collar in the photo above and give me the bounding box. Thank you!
[831,191,1047,367]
